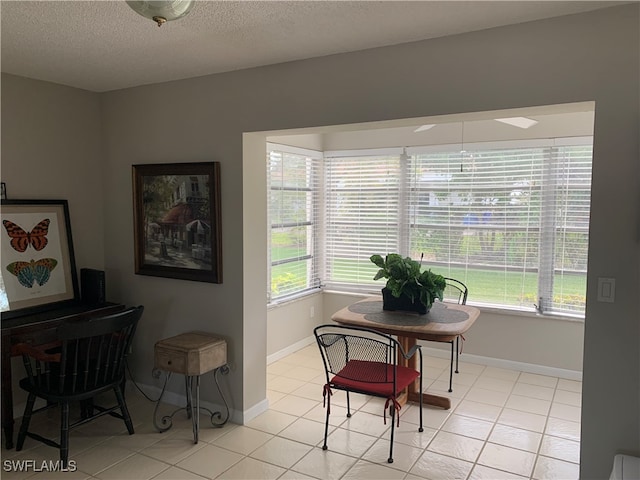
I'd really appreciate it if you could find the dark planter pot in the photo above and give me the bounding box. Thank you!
[382,287,429,315]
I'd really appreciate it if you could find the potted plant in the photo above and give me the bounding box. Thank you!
[370,253,446,314]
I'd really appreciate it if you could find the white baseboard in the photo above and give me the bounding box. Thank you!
[268,336,581,381]
[16,344,578,423]
[133,382,245,425]
[267,336,315,365]
[421,345,582,381]
[241,398,270,423]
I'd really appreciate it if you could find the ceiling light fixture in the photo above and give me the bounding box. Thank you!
[414,124,435,133]
[495,117,538,129]
[126,0,195,27]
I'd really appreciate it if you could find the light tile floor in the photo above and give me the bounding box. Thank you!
[1,345,582,479]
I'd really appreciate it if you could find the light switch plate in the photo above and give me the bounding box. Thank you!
[597,277,615,303]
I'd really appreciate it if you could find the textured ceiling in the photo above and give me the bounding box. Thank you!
[0,1,627,92]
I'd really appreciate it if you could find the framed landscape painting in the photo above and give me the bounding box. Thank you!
[132,162,222,283]
[0,199,79,318]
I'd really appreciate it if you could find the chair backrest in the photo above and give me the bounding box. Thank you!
[443,278,468,305]
[314,325,400,385]
[22,306,144,395]
[58,305,143,393]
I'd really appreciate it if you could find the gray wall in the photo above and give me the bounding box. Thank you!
[1,75,106,271]
[1,75,106,408]
[2,5,638,478]
[244,7,639,479]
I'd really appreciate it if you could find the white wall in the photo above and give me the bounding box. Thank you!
[321,109,595,150]
[266,293,323,358]
[2,5,638,478]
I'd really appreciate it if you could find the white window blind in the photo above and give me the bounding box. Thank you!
[408,146,545,310]
[267,136,592,317]
[267,146,321,302]
[321,139,592,316]
[407,140,592,315]
[549,144,592,314]
[324,153,402,291]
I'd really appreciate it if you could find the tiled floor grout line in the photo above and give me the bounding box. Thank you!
[262,354,577,479]
[462,366,523,479]
[4,350,581,480]
[279,370,429,479]
[532,379,558,480]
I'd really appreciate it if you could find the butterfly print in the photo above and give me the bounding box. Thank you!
[2,219,50,252]
[6,258,58,288]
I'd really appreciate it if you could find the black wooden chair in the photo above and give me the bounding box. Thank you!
[314,324,423,463]
[441,277,469,392]
[15,305,144,467]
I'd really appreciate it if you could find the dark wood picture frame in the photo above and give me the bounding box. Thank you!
[132,162,222,283]
[0,199,80,319]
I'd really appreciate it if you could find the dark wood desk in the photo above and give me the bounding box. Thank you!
[1,303,125,449]
[331,296,480,410]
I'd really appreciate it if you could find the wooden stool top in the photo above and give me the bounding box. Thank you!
[155,331,227,376]
[156,331,225,351]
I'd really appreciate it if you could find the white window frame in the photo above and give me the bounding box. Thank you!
[267,143,323,304]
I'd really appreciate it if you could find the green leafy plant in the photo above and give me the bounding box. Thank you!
[370,253,446,310]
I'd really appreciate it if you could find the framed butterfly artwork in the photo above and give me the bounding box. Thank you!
[132,162,222,283]
[0,199,80,318]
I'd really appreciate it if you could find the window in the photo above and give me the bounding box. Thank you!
[267,112,593,317]
[324,150,403,290]
[267,145,322,302]
[323,138,592,317]
[406,139,592,316]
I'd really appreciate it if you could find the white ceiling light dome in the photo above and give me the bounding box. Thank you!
[126,0,195,27]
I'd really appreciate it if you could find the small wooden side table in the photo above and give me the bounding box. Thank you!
[153,331,229,443]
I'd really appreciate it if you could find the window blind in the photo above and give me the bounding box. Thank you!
[548,144,592,314]
[407,140,592,315]
[407,146,547,310]
[324,153,402,291]
[269,136,592,317]
[267,146,321,302]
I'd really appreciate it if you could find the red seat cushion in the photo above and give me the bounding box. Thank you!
[330,360,419,397]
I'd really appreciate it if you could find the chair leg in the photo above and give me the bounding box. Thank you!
[322,400,330,451]
[388,403,396,463]
[448,341,454,392]
[16,393,36,451]
[419,368,424,433]
[80,398,95,419]
[185,376,192,420]
[114,386,135,435]
[346,391,351,418]
[60,402,70,469]
[455,336,460,374]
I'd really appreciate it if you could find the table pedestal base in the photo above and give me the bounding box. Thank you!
[408,392,451,410]
[399,336,451,410]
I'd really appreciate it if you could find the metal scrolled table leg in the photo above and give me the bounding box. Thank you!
[197,364,231,428]
[153,364,231,438]
[152,369,194,433]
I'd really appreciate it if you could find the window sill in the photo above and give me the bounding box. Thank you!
[322,289,585,323]
[474,304,584,323]
[267,289,323,310]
